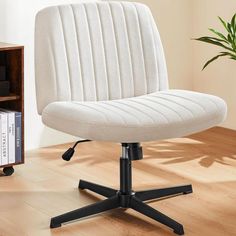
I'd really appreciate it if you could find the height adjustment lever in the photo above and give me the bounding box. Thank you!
[62,140,91,161]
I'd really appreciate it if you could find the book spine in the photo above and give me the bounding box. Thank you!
[1,113,8,165]
[8,112,15,164]
[15,112,22,163]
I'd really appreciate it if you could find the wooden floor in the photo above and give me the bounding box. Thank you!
[0,127,236,236]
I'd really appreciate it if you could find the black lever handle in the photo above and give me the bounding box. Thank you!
[62,140,91,161]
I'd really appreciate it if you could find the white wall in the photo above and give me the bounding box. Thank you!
[192,0,236,130]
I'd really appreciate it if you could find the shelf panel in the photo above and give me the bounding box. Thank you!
[0,42,23,51]
[0,94,20,102]
[0,161,24,168]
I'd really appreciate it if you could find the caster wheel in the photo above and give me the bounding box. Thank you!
[3,166,14,176]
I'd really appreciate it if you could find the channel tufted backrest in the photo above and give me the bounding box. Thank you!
[35,1,168,114]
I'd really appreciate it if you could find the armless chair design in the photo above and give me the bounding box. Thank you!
[35,2,227,235]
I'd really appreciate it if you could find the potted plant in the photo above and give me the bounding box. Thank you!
[195,13,236,70]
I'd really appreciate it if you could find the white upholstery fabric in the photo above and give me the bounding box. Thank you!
[35,1,168,114]
[42,90,227,142]
[35,2,227,143]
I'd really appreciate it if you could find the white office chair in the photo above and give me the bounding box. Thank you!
[35,2,227,235]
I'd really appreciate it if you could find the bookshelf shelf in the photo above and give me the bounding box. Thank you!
[0,42,24,176]
[0,94,20,102]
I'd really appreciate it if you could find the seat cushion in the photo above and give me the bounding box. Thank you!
[42,90,227,142]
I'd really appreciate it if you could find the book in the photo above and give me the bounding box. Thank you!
[0,112,8,165]
[7,112,15,164]
[0,109,16,164]
[15,112,22,163]
[0,109,21,165]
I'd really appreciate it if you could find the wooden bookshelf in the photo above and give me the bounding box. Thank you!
[0,42,24,176]
[0,94,20,102]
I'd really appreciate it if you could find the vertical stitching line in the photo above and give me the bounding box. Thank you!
[129,98,168,123]
[120,2,135,97]
[162,91,219,110]
[57,6,72,100]
[161,92,207,112]
[48,38,58,99]
[95,102,127,125]
[129,98,170,123]
[204,97,220,110]
[70,5,85,101]
[96,3,110,100]
[133,3,148,94]
[141,96,185,121]
[83,4,98,101]
[113,100,155,124]
[146,7,160,92]
[100,101,141,124]
[108,2,123,98]
[73,102,110,123]
[149,94,195,117]
[150,19,162,90]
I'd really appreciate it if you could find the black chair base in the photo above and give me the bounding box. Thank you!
[50,179,192,235]
[50,143,193,235]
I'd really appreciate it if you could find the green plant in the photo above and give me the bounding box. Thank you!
[195,13,236,70]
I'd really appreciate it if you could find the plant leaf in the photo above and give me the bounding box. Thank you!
[218,16,229,32]
[227,22,233,35]
[195,15,236,71]
[195,37,235,52]
[228,34,233,43]
[219,51,236,58]
[202,53,229,70]
[209,28,228,42]
[231,13,236,32]
[195,36,227,43]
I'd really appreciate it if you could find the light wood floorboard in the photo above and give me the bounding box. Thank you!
[0,127,236,236]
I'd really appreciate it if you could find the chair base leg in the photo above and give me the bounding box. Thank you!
[135,184,193,201]
[79,179,117,198]
[51,180,192,235]
[51,143,192,235]
[130,196,185,235]
[50,221,61,229]
[50,194,119,228]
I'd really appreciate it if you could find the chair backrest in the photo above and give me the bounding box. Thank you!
[35,1,168,114]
